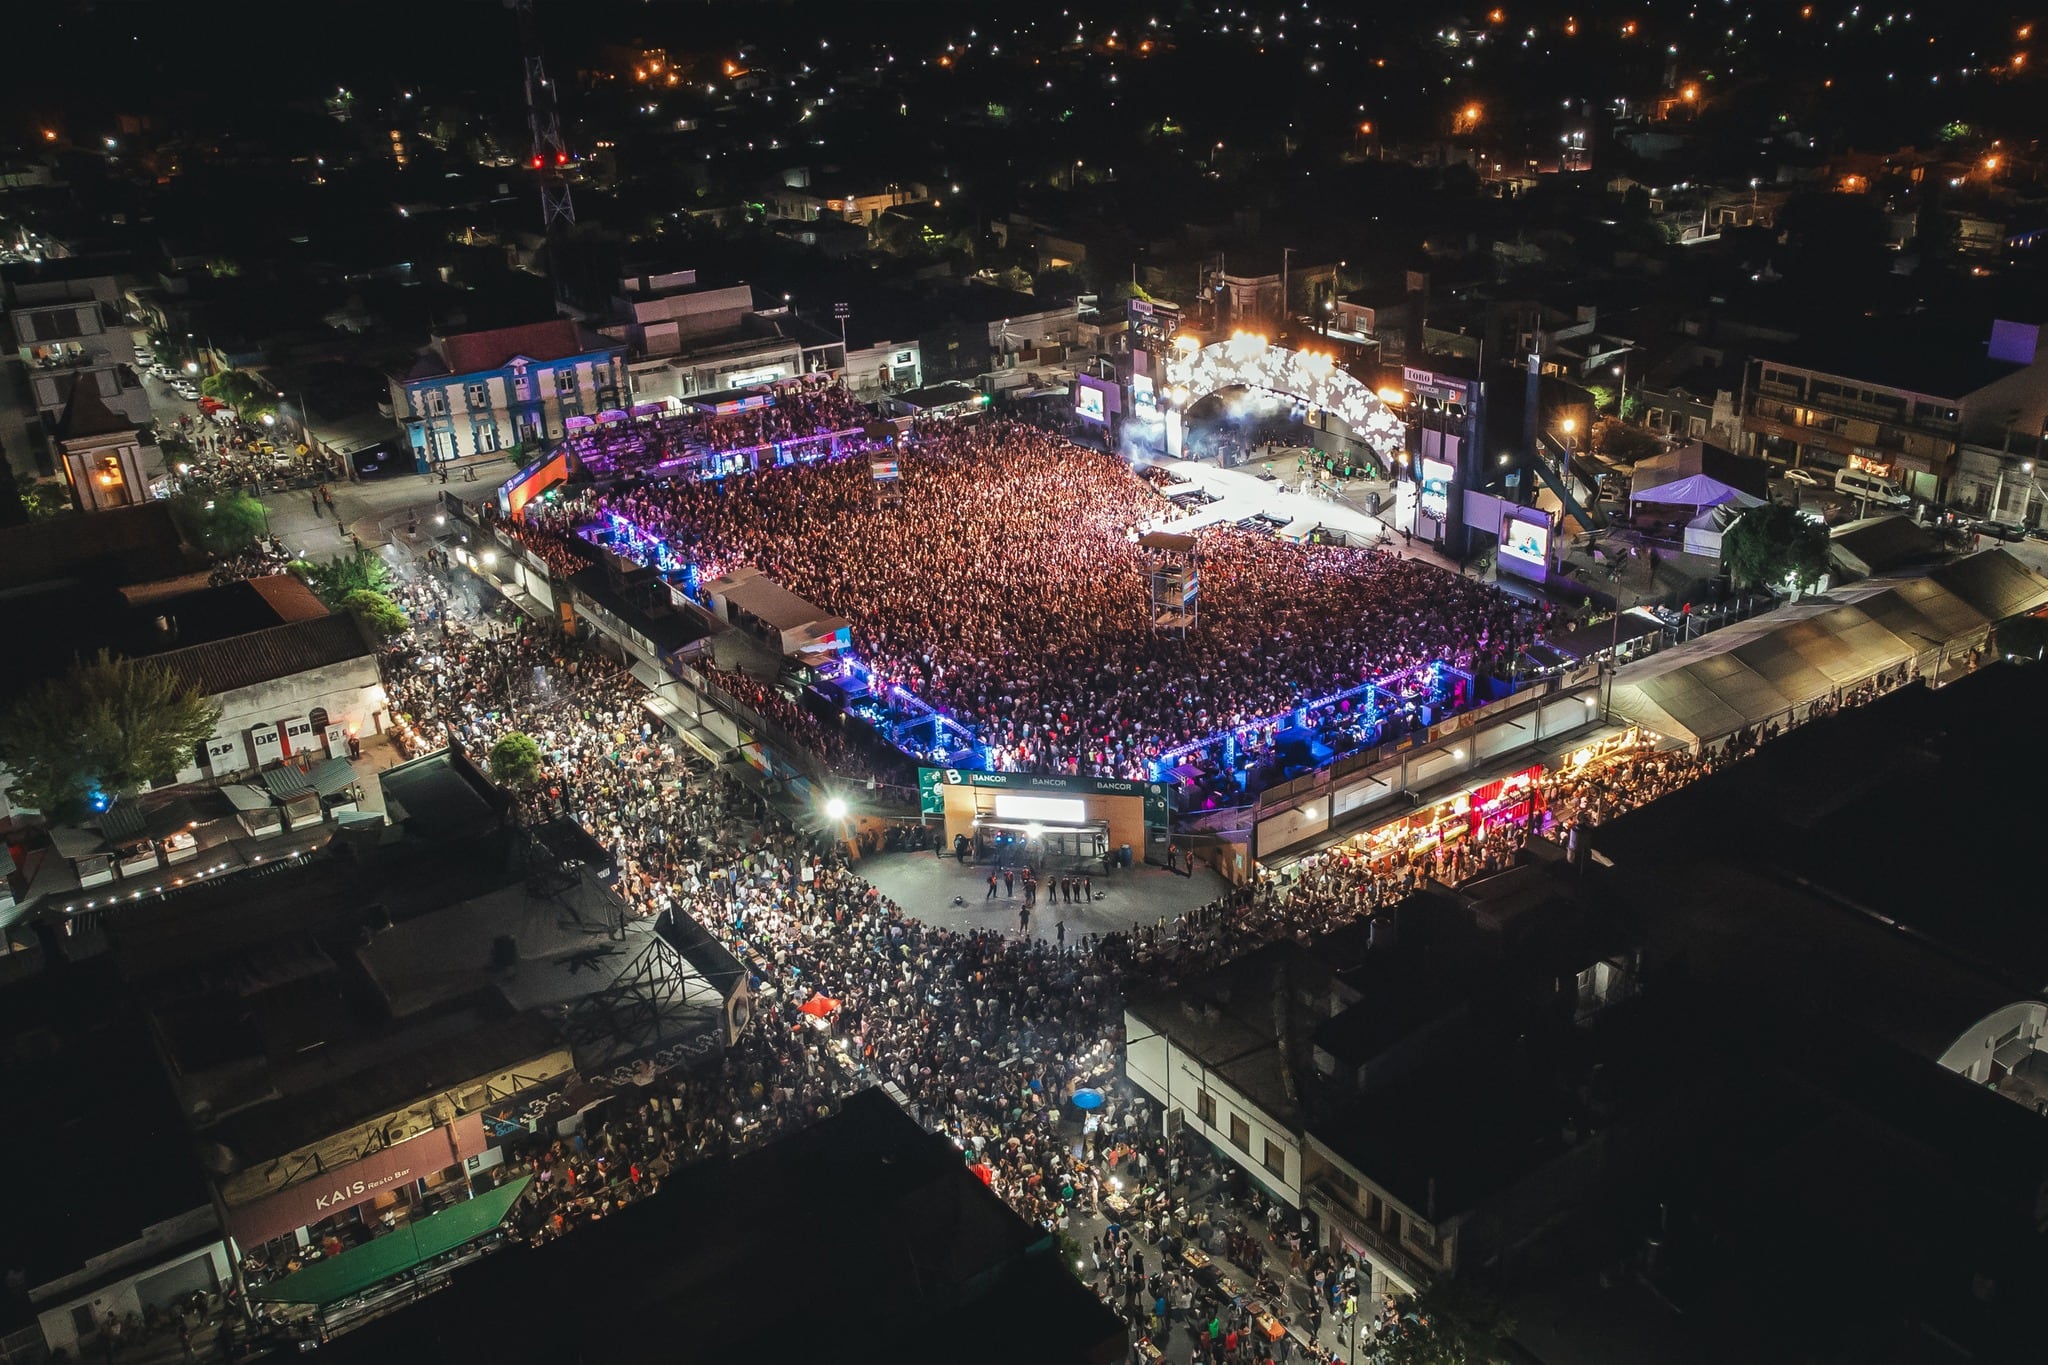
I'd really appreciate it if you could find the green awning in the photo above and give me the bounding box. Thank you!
[249,1175,531,1307]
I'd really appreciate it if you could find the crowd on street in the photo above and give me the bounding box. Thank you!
[368,555,1521,1361]
[345,504,1936,1362]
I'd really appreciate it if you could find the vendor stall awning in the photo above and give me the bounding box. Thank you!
[98,799,148,843]
[262,766,314,799]
[308,757,359,797]
[222,784,275,813]
[248,1176,531,1308]
[49,826,105,859]
[1605,551,2048,746]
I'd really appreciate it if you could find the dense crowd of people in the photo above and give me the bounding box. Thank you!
[552,420,1549,781]
[368,558,1499,1361]
[562,377,871,478]
[350,507,1938,1363]
[695,659,911,786]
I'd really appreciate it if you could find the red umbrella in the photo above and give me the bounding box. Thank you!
[797,994,841,1018]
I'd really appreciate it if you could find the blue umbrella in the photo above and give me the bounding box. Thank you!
[1071,1088,1106,1110]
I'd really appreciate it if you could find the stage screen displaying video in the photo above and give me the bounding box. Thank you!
[1500,513,1550,567]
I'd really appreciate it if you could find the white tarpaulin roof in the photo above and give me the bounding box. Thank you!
[1607,550,2048,746]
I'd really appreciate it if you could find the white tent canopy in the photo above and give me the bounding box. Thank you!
[1607,550,2048,747]
[1681,500,1755,557]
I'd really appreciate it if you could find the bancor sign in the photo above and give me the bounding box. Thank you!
[227,1114,487,1248]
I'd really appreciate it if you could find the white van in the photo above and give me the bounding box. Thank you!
[1833,468,1911,508]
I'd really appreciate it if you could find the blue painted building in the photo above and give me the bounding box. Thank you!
[390,319,625,471]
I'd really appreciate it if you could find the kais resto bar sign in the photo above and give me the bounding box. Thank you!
[227,1113,487,1248]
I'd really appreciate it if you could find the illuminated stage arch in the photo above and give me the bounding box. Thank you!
[1163,333,1407,455]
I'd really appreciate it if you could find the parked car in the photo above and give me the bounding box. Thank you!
[1783,467,1825,489]
[1973,518,2030,543]
[172,381,199,401]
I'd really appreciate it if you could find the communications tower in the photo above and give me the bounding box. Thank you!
[508,0,575,231]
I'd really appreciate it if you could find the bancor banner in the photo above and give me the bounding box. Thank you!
[227,1113,487,1248]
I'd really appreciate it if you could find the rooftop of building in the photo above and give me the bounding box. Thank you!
[0,499,189,593]
[1754,319,2034,400]
[1591,662,2048,1020]
[3,574,371,691]
[407,318,617,381]
[0,960,214,1302]
[1495,1007,2048,1364]
[321,1089,1127,1365]
[1313,988,1697,1225]
[1127,935,1365,1128]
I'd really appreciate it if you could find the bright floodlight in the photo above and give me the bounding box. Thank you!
[825,797,848,820]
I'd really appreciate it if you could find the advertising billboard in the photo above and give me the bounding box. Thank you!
[1499,512,1550,569]
[1419,458,1454,521]
[993,794,1089,824]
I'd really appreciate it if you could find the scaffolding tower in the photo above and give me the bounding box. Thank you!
[1140,530,1200,635]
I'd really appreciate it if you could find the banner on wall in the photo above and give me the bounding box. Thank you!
[921,767,1171,824]
[227,1115,487,1248]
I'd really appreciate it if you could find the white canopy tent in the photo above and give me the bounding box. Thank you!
[1606,550,2048,747]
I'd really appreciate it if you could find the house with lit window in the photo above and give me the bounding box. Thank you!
[1740,318,2048,503]
[390,320,624,472]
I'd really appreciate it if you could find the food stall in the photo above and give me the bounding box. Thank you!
[262,766,325,830]
[309,756,363,816]
[1339,764,1546,865]
[1558,725,1657,776]
[100,799,161,880]
[224,783,285,839]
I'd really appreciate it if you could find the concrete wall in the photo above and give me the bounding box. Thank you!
[1125,1010,1303,1206]
[35,1234,229,1359]
[195,657,385,782]
[1937,1001,2048,1083]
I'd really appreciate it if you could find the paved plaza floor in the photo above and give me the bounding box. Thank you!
[857,846,1229,945]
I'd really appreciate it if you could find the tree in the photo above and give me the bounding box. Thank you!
[338,588,409,641]
[295,551,393,608]
[0,651,222,817]
[199,368,272,417]
[1591,418,1663,463]
[1376,1284,1513,1365]
[1723,501,1830,594]
[487,732,543,788]
[1033,265,1085,302]
[20,480,77,521]
[170,491,268,554]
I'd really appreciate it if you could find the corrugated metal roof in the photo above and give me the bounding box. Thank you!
[98,799,147,843]
[262,766,313,798]
[309,757,358,797]
[222,784,274,812]
[156,614,372,698]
